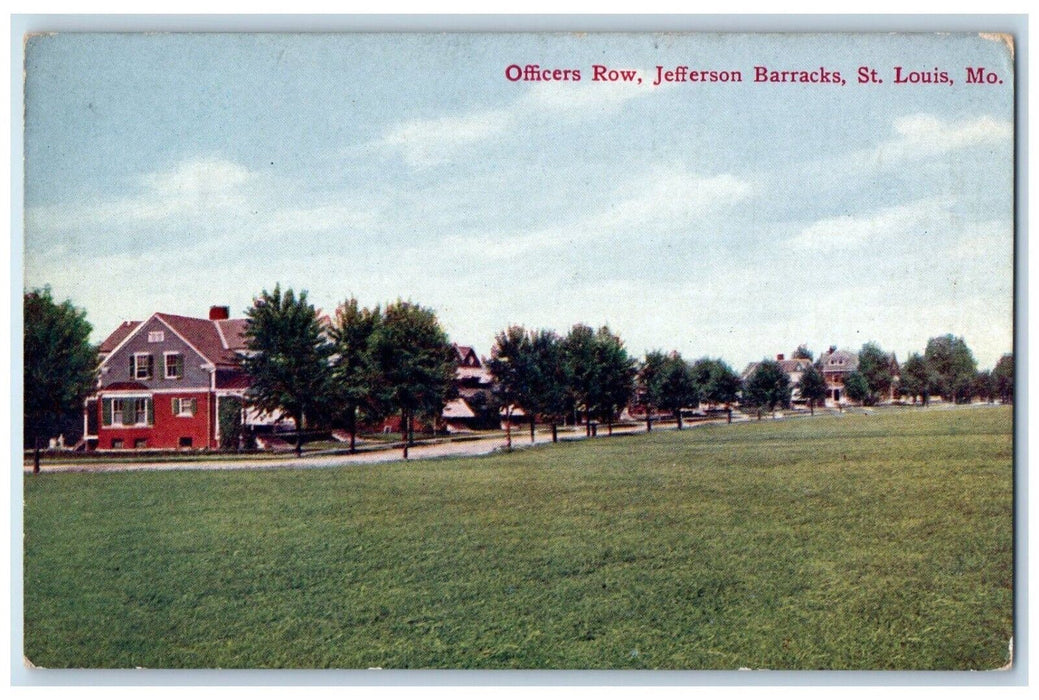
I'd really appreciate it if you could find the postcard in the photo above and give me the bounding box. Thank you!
[20,29,1016,674]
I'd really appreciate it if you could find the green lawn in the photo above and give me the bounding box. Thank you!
[23,406,1014,670]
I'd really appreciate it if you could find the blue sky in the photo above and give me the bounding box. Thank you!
[22,32,1014,370]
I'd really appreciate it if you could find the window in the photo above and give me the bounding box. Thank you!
[111,439,124,449]
[179,437,193,448]
[133,353,154,380]
[148,331,165,343]
[173,397,197,417]
[134,438,148,449]
[165,353,184,379]
[134,398,149,425]
[109,399,125,425]
[104,397,152,426]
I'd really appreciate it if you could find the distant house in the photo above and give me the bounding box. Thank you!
[817,346,900,405]
[446,344,496,432]
[741,354,815,404]
[85,306,258,450]
[818,347,858,406]
[376,343,497,434]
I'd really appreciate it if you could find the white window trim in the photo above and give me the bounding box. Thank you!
[173,397,197,418]
[164,351,184,380]
[109,398,126,426]
[103,394,153,428]
[133,397,149,425]
[148,330,165,343]
[133,353,154,380]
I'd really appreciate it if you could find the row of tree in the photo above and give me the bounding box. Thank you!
[835,336,1013,407]
[24,284,1016,466]
[241,286,458,457]
[489,324,637,447]
[736,337,1015,421]
[489,325,752,444]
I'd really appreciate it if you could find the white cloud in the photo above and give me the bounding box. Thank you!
[521,80,646,114]
[786,196,955,251]
[25,156,377,246]
[435,164,753,260]
[264,204,380,235]
[854,113,1012,168]
[946,220,1013,261]
[374,75,656,168]
[378,109,515,168]
[585,167,752,232]
[27,157,258,232]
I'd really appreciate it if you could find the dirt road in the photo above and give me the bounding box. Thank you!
[24,422,665,475]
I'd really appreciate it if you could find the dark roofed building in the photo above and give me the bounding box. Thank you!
[86,305,256,450]
[741,353,814,404]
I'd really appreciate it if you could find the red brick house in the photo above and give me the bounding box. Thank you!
[84,306,252,450]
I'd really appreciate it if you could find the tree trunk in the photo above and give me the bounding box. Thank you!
[809,399,814,416]
[294,412,304,457]
[529,418,535,443]
[551,423,558,443]
[727,407,732,424]
[607,416,613,436]
[402,409,409,459]
[646,407,652,433]
[585,407,591,437]
[505,407,512,450]
[349,405,357,453]
[676,410,683,430]
[33,435,41,474]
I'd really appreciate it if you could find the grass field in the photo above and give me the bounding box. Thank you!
[23,406,1014,670]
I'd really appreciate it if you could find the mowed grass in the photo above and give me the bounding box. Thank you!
[24,406,1013,670]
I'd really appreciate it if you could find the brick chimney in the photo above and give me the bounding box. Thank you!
[209,305,230,320]
[776,353,785,361]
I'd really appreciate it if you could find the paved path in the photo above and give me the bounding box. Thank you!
[25,422,679,475]
[39,404,971,476]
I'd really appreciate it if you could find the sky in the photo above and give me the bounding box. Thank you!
[21,32,1015,371]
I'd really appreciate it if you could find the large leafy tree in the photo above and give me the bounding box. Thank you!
[489,325,531,450]
[562,324,599,435]
[329,298,381,452]
[493,327,571,444]
[525,329,570,442]
[24,288,97,473]
[701,358,742,423]
[743,359,791,418]
[796,363,828,415]
[899,352,937,405]
[591,326,636,435]
[368,300,456,459]
[972,370,996,404]
[561,324,635,436]
[691,357,742,408]
[793,344,814,361]
[638,350,669,432]
[844,371,870,404]
[857,342,894,406]
[659,352,697,430]
[925,334,978,403]
[689,358,714,408]
[241,285,333,456]
[993,353,1014,404]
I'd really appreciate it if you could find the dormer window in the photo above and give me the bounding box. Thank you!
[148,331,165,343]
[133,353,154,380]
